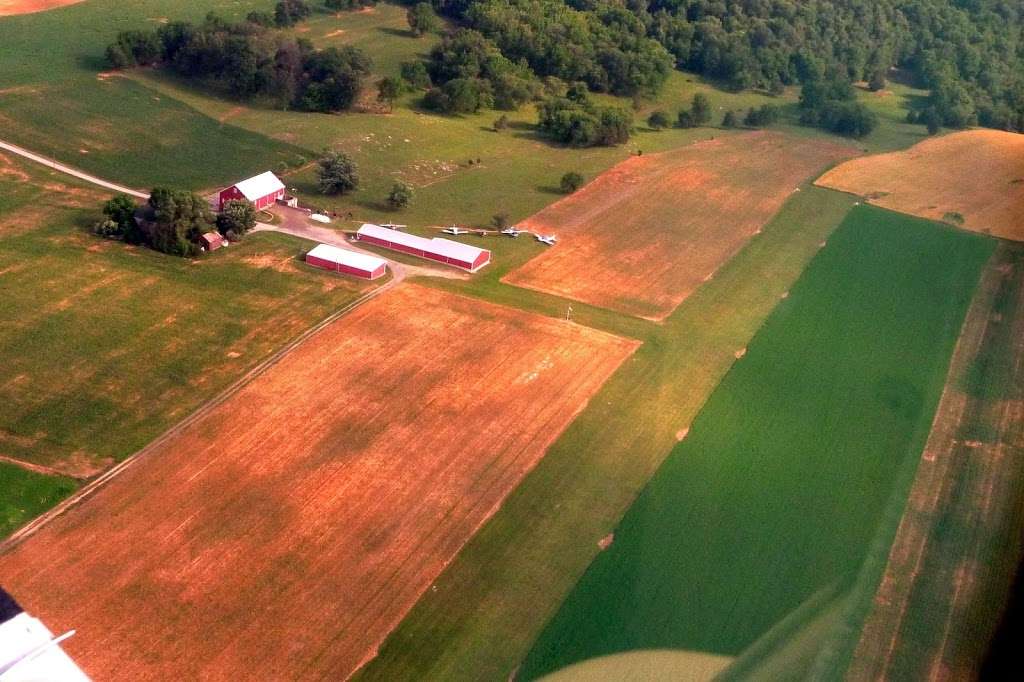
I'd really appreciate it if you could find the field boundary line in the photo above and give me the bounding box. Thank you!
[0,455,83,480]
[0,279,399,555]
[0,138,149,198]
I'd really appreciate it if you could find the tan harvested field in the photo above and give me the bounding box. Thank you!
[503,131,857,320]
[0,0,82,16]
[849,243,1024,680]
[0,283,637,681]
[816,129,1024,241]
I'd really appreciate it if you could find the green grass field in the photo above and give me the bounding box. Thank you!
[0,0,308,189]
[0,462,77,539]
[517,206,994,679]
[0,157,374,478]
[357,184,864,680]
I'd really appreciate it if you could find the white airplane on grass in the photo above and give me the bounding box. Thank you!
[442,225,470,235]
[536,234,558,245]
[380,222,407,230]
[501,226,524,237]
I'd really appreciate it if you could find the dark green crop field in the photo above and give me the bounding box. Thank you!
[519,205,995,679]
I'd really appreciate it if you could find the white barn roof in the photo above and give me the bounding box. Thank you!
[357,223,488,263]
[0,613,89,681]
[232,171,285,201]
[307,243,386,272]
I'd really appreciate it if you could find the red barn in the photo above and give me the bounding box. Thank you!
[306,243,387,280]
[218,171,286,211]
[355,223,490,272]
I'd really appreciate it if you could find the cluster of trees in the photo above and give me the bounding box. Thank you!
[646,95,780,131]
[537,85,632,147]
[420,28,539,113]
[675,92,711,128]
[314,151,416,210]
[407,2,441,37]
[95,190,257,257]
[799,67,878,138]
[644,0,1021,131]
[738,104,781,129]
[449,0,674,97]
[106,4,372,113]
[105,0,1023,135]
[413,0,1020,133]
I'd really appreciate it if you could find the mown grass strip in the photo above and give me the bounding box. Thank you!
[520,206,994,679]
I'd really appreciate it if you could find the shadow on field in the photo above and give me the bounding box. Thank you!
[379,27,416,39]
[78,54,109,73]
[354,198,393,213]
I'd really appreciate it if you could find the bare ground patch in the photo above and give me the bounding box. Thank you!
[503,131,857,320]
[0,0,82,16]
[816,129,1024,241]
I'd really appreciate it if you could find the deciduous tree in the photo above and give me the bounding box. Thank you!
[316,151,359,195]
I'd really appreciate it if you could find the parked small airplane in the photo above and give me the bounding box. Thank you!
[380,222,407,230]
[501,226,524,237]
[442,225,470,235]
[536,234,558,245]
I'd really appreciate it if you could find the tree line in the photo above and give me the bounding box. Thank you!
[412,0,1021,135]
[107,1,1024,143]
[105,2,372,113]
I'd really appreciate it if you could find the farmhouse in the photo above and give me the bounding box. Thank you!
[306,243,387,280]
[356,223,490,272]
[218,171,285,211]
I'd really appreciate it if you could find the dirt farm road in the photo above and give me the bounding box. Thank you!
[0,138,149,199]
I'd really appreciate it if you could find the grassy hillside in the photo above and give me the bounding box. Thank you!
[519,206,994,678]
[0,0,930,229]
[4,0,912,222]
[0,0,303,189]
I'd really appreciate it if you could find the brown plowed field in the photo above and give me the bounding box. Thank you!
[502,131,857,320]
[0,0,82,16]
[0,283,637,681]
[816,129,1024,241]
[849,243,1024,680]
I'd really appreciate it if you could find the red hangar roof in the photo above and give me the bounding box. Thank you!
[356,223,490,272]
